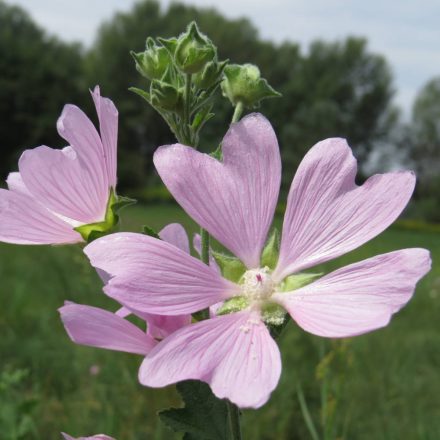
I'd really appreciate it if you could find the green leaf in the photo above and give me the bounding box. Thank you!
[212,251,246,282]
[260,228,280,269]
[142,225,160,239]
[159,380,229,440]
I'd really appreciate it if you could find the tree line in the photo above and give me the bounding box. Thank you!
[1,0,438,220]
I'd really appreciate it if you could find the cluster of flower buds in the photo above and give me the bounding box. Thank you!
[130,22,280,146]
[130,22,225,145]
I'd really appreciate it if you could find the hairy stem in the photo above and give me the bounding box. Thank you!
[231,101,244,124]
[227,400,242,440]
[183,73,192,144]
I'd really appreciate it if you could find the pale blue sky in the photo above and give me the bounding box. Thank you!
[9,0,440,117]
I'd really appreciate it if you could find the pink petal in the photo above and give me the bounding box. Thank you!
[275,138,416,281]
[59,303,155,355]
[57,102,108,207]
[91,86,118,188]
[115,306,190,339]
[145,314,191,339]
[84,233,238,315]
[159,223,190,253]
[114,225,192,338]
[19,146,107,224]
[0,188,81,244]
[139,311,281,408]
[273,249,431,338]
[154,113,281,268]
[6,172,31,196]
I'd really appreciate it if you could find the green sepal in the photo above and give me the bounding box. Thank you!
[261,301,286,326]
[150,74,181,111]
[110,194,137,213]
[191,105,214,134]
[129,86,151,104]
[210,143,222,161]
[212,251,246,283]
[74,190,136,243]
[279,272,323,292]
[193,59,228,90]
[159,380,229,440]
[157,37,178,57]
[142,225,160,239]
[217,296,249,316]
[260,228,280,269]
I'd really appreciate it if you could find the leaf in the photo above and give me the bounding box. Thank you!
[159,380,229,440]
[142,225,160,239]
[260,228,280,269]
[212,251,246,282]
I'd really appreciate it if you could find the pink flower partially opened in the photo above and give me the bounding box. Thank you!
[59,224,191,355]
[85,114,431,408]
[0,86,118,245]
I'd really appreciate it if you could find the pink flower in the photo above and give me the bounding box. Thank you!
[0,86,118,245]
[84,114,431,408]
[59,224,191,355]
[62,434,115,440]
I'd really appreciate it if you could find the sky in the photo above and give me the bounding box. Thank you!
[9,0,440,117]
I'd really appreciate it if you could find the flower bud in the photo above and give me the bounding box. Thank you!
[221,63,281,108]
[131,37,172,81]
[194,59,228,90]
[175,22,216,75]
[150,78,181,111]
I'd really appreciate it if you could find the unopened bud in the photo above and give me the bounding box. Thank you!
[131,37,172,81]
[194,59,228,90]
[221,63,281,108]
[175,22,216,75]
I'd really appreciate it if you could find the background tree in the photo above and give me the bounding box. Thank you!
[0,0,84,180]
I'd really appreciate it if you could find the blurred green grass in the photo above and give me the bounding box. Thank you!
[1,203,439,439]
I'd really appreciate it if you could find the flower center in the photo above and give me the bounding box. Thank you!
[241,267,275,302]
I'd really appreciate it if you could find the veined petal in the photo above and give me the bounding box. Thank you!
[145,314,191,339]
[275,138,416,281]
[84,233,238,315]
[59,303,155,355]
[19,146,107,224]
[57,102,108,207]
[159,223,190,254]
[139,311,281,408]
[273,249,431,338]
[91,86,118,188]
[0,188,81,244]
[154,113,281,268]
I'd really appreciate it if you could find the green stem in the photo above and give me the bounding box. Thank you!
[200,227,210,265]
[183,73,192,144]
[231,101,244,124]
[197,228,211,320]
[227,400,242,440]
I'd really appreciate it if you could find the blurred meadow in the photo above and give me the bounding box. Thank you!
[1,0,440,439]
